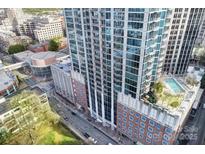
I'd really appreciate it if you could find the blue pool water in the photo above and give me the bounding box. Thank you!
[164,78,184,93]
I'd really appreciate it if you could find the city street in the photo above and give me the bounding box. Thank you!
[188,92,205,145]
[48,94,118,145]
[178,91,205,145]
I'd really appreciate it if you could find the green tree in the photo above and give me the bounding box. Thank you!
[9,91,43,144]
[45,111,60,125]
[8,44,25,54]
[9,90,60,144]
[48,39,60,51]
[170,101,179,108]
[0,129,11,144]
[153,82,164,94]
[200,74,205,89]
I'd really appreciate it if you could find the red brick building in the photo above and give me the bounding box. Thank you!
[116,93,178,145]
[71,71,88,114]
[28,42,49,53]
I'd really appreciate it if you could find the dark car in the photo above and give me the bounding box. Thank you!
[83,132,90,138]
[64,117,69,121]
[71,111,76,115]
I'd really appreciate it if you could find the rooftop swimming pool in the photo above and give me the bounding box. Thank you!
[164,78,185,94]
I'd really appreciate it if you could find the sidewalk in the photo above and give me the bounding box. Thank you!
[50,90,133,145]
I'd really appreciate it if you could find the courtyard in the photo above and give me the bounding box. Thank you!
[144,78,185,109]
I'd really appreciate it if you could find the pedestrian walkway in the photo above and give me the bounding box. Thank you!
[50,90,134,145]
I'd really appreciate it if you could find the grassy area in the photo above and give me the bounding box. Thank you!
[37,123,82,145]
[158,92,183,108]
[6,123,83,145]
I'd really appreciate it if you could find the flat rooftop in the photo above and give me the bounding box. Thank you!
[31,51,56,61]
[52,58,71,73]
[14,50,35,63]
[30,86,45,95]
[0,98,10,115]
[0,70,16,92]
[13,50,68,64]
[0,87,46,115]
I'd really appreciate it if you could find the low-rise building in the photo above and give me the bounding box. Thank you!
[71,70,88,113]
[13,50,69,81]
[0,87,50,134]
[51,58,73,102]
[18,16,64,42]
[0,62,18,97]
[28,41,49,53]
[0,30,32,53]
[51,59,88,112]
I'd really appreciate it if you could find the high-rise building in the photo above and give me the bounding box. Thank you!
[64,8,170,129]
[163,8,205,75]
[196,13,205,47]
[33,17,64,42]
[4,8,25,33]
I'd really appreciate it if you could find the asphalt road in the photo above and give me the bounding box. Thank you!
[48,96,117,145]
[193,93,205,145]
[180,91,205,145]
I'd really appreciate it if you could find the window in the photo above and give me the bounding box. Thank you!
[141,116,147,122]
[128,13,144,21]
[140,128,144,134]
[148,126,153,132]
[118,116,122,120]
[146,138,151,144]
[129,122,134,127]
[139,134,143,139]
[140,122,145,128]
[163,134,170,141]
[127,30,142,39]
[135,113,140,118]
[135,119,139,124]
[162,140,168,145]
[130,110,134,115]
[147,132,153,138]
[165,127,173,134]
[149,120,155,126]
[135,125,139,130]
[127,38,142,47]
[128,22,143,30]
[129,116,134,121]
[156,123,161,130]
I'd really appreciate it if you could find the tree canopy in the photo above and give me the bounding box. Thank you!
[22,8,61,15]
[0,129,11,144]
[8,44,25,54]
[153,82,164,94]
[170,101,180,108]
[48,39,60,51]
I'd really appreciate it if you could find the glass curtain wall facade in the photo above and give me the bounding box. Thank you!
[163,8,205,75]
[64,8,168,128]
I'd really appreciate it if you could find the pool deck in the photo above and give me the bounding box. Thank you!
[163,77,186,95]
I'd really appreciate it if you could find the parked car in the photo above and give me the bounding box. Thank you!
[64,117,69,121]
[83,132,90,138]
[71,111,76,115]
